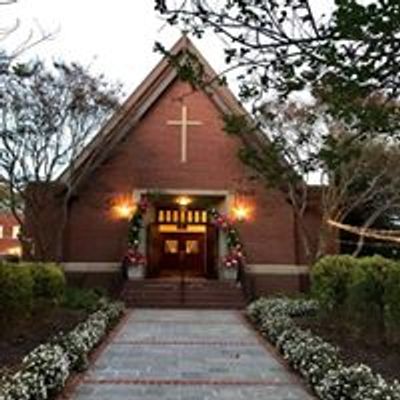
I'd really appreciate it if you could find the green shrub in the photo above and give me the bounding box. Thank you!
[27,263,66,302]
[383,261,400,343]
[62,287,103,312]
[311,255,356,308]
[0,262,66,316]
[344,256,392,334]
[346,256,391,315]
[312,254,400,342]
[0,264,34,313]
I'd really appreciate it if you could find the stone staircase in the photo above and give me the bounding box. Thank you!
[121,278,247,309]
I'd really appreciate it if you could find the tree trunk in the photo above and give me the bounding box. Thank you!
[352,204,392,257]
[316,220,337,260]
[352,235,366,257]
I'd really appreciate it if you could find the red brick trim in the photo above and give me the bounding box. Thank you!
[82,378,295,387]
[113,340,258,346]
[129,319,241,324]
[57,309,132,400]
[238,311,316,398]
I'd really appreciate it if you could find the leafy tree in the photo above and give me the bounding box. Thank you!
[0,0,54,57]
[155,0,400,261]
[155,0,400,135]
[226,102,400,262]
[0,57,121,260]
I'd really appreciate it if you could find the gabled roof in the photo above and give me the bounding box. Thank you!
[60,35,256,190]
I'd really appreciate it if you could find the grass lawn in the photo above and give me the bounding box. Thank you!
[296,313,400,382]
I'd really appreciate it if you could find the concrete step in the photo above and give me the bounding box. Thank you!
[121,278,247,309]
[127,304,245,309]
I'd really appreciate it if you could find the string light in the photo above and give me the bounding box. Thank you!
[327,219,400,243]
[336,238,400,249]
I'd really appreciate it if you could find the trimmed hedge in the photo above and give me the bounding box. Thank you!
[311,255,400,340]
[0,264,34,313]
[384,262,400,341]
[61,287,104,313]
[248,298,400,399]
[0,299,124,400]
[311,255,355,308]
[0,263,66,314]
[27,263,66,302]
[346,257,389,324]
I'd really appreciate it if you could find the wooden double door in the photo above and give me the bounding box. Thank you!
[147,224,218,278]
[157,232,206,277]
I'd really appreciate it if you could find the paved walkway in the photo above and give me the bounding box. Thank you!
[68,310,313,399]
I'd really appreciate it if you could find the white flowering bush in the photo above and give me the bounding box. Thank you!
[248,297,318,323]
[247,297,400,400]
[248,297,318,344]
[276,326,340,385]
[1,370,47,400]
[59,301,123,371]
[0,300,124,400]
[316,364,400,400]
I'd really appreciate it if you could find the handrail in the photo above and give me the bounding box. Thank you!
[237,259,252,300]
[179,250,185,304]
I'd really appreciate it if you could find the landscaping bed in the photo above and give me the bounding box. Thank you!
[0,262,125,400]
[296,313,400,382]
[0,261,107,371]
[306,254,400,383]
[0,305,87,370]
[0,299,124,400]
[246,255,400,399]
[248,297,400,399]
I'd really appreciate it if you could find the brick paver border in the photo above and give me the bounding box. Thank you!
[113,340,258,346]
[57,310,133,400]
[61,309,316,399]
[82,378,297,387]
[129,319,242,324]
[238,311,316,398]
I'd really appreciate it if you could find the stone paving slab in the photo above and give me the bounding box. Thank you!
[73,383,312,400]
[87,344,289,381]
[128,310,242,323]
[114,321,254,342]
[68,309,314,400]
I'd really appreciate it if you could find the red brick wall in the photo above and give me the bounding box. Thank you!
[63,79,301,265]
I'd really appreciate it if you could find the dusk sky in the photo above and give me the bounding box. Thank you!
[1,0,335,99]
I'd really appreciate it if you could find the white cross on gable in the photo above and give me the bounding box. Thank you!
[167,105,202,163]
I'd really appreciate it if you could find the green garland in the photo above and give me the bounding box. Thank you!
[125,202,245,269]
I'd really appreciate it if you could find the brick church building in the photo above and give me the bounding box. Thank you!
[29,36,323,298]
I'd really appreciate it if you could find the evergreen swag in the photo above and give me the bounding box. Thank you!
[208,208,245,269]
[123,201,245,270]
[123,197,150,268]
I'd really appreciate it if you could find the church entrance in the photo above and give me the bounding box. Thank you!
[157,232,205,277]
[147,205,219,279]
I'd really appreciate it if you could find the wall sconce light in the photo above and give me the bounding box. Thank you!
[113,201,135,220]
[232,204,250,222]
[232,188,253,222]
[176,195,192,208]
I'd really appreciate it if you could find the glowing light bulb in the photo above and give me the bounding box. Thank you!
[176,195,192,207]
[232,205,250,222]
[114,203,135,219]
